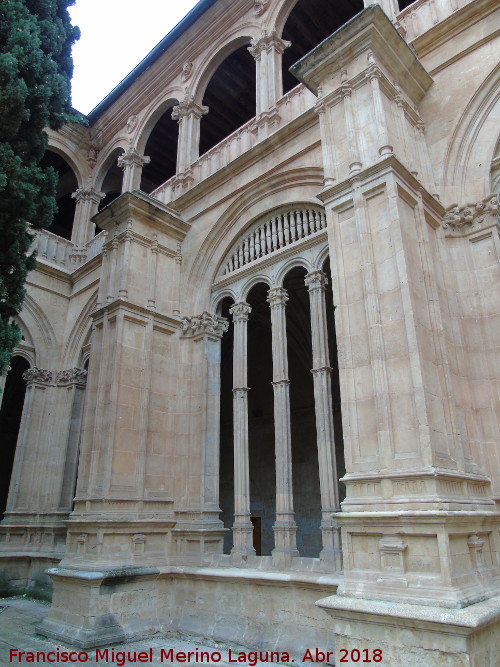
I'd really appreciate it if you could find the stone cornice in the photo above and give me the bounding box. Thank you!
[290,5,433,106]
[92,191,190,242]
[91,298,181,335]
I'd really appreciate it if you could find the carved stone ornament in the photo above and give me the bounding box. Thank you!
[180,312,229,340]
[305,270,328,292]
[253,0,269,16]
[442,194,498,235]
[117,140,151,169]
[171,93,208,122]
[180,61,194,82]
[229,302,252,322]
[267,287,289,308]
[22,367,53,385]
[56,368,88,386]
[248,29,291,58]
[72,185,105,204]
[126,114,138,134]
[86,146,99,167]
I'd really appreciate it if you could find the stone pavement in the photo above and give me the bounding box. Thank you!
[0,598,315,667]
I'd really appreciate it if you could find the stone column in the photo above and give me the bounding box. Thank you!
[71,185,105,247]
[267,287,298,566]
[172,94,208,172]
[117,141,151,192]
[339,70,362,175]
[365,53,393,159]
[305,270,342,570]
[229,302,255,560]
[249,29,290,113]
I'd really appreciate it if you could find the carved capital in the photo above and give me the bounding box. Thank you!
[171,94,208,122]
[267,287,288,308]
[229,302,252,322]
[72,186,105,205]
[442,194,498,235]
[248,29,290,59]
[339,82,353,100]
[180,312,229,340]
[117,141,151,169]
[56,368,88,386]
[22,367,53,385]
[305,270,328,292]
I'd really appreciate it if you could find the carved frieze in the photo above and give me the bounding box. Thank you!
[22,367,53,385]
[180,312,229,340]
[56,368,88,386]
[442,194,498,235]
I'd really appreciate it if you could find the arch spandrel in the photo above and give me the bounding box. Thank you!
[441,63,500,204]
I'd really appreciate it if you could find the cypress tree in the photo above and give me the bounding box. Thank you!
[0,0,80,374]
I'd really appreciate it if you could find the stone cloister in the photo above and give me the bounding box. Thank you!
[1,0,499,664]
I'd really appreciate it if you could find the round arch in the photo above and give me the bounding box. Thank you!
[135,96,180,155]
[441,63,500,203]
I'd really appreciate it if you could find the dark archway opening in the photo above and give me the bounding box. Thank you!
[247,283,276,556]
[323,258,346,503]
[40,151,78,240]
[219,296,235,554]
[283,266,322,556]
[140,106,179,193]
[200,46,256,156]
[98,156,123,212]
[282,0,364,94]
[398,0,416,10]
[0,356,29,517]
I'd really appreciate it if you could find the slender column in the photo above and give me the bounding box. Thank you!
[248,30,290,113]
[305,270,342,570]
[117,140,150,192]
[315,97,338,189]
[172,94,208,172]
[71,184,105,246]
[229,302,255,559]
[267,287,298,566]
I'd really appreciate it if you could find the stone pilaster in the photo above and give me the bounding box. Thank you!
[267,287,298,566]
[305,270,342,570]
[290,7,500,663]
[71,184,105,247]
[117,141,151,192]
[229,302,255,560]
[175,312,229,561]
[172,93,208,172]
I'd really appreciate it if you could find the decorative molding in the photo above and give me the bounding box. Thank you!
[22,367,53,385]
[171,93,208,121]
[229,302,251,322]
[180,312,228,340]
[56,368,88,386]
[442,194,498,235]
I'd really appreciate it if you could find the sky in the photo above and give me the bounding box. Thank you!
[69,0,201,115]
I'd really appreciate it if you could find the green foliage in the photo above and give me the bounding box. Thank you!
[0,0,79,374]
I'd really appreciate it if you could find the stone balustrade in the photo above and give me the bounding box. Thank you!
[396,0,474,42]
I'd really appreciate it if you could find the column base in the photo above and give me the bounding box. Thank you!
[316,593,500,667]
[272,523,299,568]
